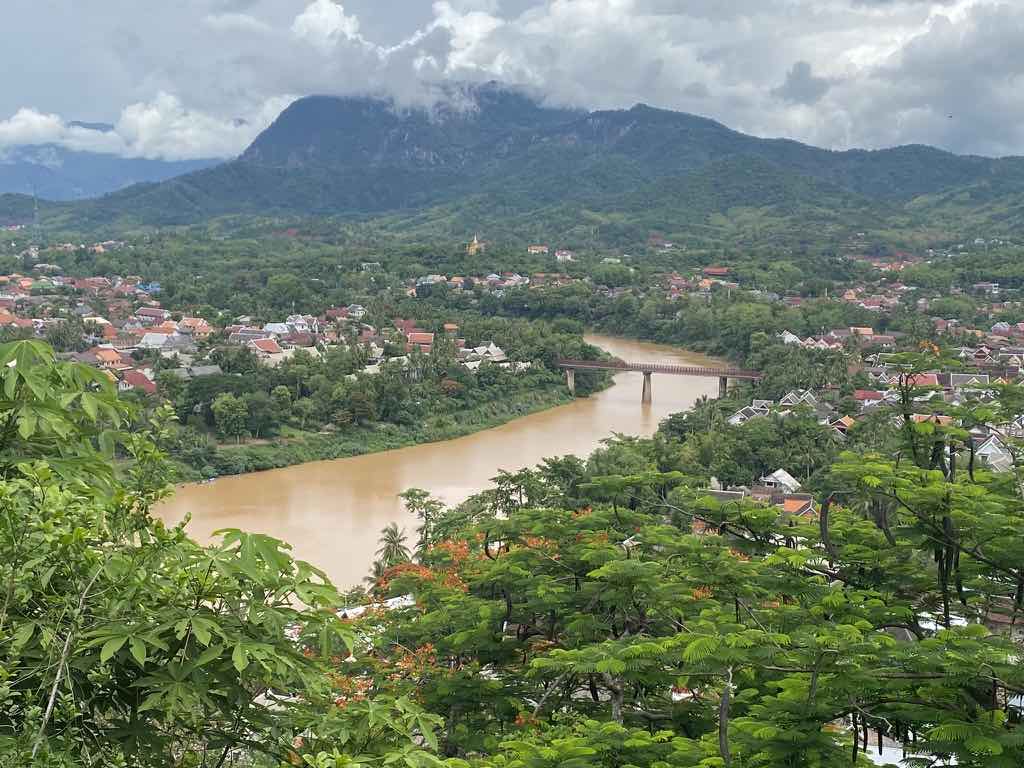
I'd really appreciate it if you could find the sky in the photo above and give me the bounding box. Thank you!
[1,0,1021,161]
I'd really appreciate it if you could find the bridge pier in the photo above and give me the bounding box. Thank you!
[555,359,762,402]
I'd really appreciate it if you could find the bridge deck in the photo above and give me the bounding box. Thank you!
[558,359,762,380]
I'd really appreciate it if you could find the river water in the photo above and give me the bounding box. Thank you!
[156,335,720,588]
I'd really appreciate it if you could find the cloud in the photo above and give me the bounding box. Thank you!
[291,0,366,52]
[203,13,272,34]
[2,0,1024,158]
[0,109,125,156]
[772,61,833,105]
[0,94,293,161]
[113,92,294,160]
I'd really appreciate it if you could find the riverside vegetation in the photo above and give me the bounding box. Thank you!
[3,338,1024,766]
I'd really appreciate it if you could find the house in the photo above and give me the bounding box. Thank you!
[938,372,991,390]
[759,469,802,495]
[462,342,508,364]
[728,406,761,426]
[778,330,802,346]
[0,314,35,331]
[780,495,816,519]
[135,307,171,325]
[555,250,575,263]
[249,338,284,357]
[93,347,125,368]
[779,390,818,408]
[138,333,173,351]
[905,373,940,388]
[973,435,1014,473]
[854,390,885,407]
[119,369,157,396]
[407,332,435,353]
[228,327,273,345]
[728,399,774,425]
[527,245,549,255]
[831,415,856,437]
[262,346,322,369]
[179,317,213,339]
[703,266,731,278]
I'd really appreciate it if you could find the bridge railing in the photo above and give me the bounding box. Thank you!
[557,359,763,380]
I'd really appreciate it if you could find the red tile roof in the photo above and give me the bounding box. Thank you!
[407,332,435,345]
[121,369,156,395]
[854,389,883,401]
[251,338,283,355]
[906,373,940,388]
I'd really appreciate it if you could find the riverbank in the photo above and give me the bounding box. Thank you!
[172,383,583,482]
[157,334,721,587]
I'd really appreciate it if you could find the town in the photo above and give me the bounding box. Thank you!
[1,232,1022,498]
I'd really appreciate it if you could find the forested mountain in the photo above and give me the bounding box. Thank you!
[7,83,1024,242]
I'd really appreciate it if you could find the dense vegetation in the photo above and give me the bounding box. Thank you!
[4,339,1024,766]
[159,319,603,479]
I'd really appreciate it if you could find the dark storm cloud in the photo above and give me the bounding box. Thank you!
[0,0,1020,159]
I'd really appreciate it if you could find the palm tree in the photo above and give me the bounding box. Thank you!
[376,523,410,568]
[363,560,387,595]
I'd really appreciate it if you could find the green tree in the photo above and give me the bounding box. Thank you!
[211,392,248,443]
[0,341,444,768]
[272,384,293,416]
[376,522,411,568]
[244,391,278,438]
[399,488,445,557]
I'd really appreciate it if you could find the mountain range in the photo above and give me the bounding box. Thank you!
[6,83,1024,245]
[0,121,216,201]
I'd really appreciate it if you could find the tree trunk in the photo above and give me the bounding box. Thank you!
[719,667,733,767]
[602,674,624,724]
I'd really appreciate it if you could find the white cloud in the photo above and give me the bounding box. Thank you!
[0,94,294,161]
[1,0,1023,158]
[203,12,272,34]
[114,92,295,160]
[0,109,124,156]
[291,0,366,52]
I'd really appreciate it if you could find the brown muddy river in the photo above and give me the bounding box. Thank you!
[157,335,720,588]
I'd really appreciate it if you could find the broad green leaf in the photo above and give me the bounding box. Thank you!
[101,636,128,663]
[232,643,249,673]
[129,637,147,667]
[194,644,225,668]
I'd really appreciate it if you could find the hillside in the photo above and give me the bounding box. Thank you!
[13,83,1024,243]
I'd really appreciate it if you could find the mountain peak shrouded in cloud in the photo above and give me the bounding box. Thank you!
[3,1,1024,160]
[19,87,1024,240]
